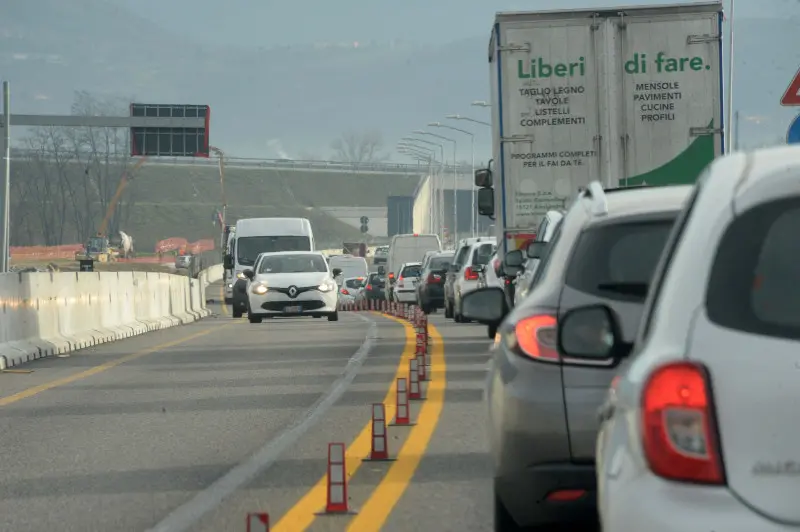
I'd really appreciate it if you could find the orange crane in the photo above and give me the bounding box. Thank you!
[76,157,147,262]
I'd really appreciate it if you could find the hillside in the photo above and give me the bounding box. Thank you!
[8,160,423,249]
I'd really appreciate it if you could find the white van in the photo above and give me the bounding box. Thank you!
[329,255,368,283]
[225,218,315,317]
[385,233,441,300]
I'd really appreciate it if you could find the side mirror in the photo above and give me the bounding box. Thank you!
[526,241,547,260]
[243,269,255,280]
[477,188,495,217]
[462,287,507,324]
[557,305,630,360]
[332,268,342,277]
[503,249,524,276]
[223,254,233,269]
[475,168,493,188]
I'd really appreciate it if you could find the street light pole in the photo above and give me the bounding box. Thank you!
[1,82,9,273]
[415,130,458,245]
[209,146,227,252]
[445,114,492,127]
[398,144,438,233]
[403,136,446,239]
[429,122,476,237]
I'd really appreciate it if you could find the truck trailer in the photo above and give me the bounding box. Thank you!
[476,2,725,256]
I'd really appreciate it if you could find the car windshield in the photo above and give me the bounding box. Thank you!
[472,243,495,265]
[565,219,676,302]
[257,254,327,274]
[428,257,452,271]
[237,236,311,266]
[401,265,422,278]
[345,278,364,289]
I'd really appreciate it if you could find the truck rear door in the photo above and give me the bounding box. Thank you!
[495,13,603,252]
[611,4,723,186]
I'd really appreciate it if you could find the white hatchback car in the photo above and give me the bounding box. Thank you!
[392,262,422,304]
[243,251,340,323]
[556,145,800,532]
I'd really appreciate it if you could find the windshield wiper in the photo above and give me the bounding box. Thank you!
[596,282,648,297]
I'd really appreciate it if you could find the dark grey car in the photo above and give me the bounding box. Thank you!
[462,183,692,531]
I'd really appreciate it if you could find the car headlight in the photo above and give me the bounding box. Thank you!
[318,280,336,292]
[236,271,246,280]
[251,283,268,295]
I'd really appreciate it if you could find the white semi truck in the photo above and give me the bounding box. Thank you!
[475,1,725,257]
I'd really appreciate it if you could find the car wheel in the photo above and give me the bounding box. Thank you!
[444,299,453,319]
[313,315,322,318]
[248,314,262,324]
[232,307,243,318]
[487,323,497,339]
[327,311,339,322]
[494,493,522,532]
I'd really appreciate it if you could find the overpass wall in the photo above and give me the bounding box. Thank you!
[0,264,224,370]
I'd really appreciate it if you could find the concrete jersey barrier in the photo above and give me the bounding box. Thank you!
[0,264,223,370]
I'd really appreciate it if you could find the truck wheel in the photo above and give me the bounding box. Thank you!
[232,307,243,318]
[487,323,498,339]
[248,314,263,324]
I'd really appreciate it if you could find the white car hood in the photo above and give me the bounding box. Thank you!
[255,272,329,287]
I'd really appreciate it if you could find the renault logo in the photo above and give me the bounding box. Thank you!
[288,286,298,298]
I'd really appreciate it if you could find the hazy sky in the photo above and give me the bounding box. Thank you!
[109,0,797,48]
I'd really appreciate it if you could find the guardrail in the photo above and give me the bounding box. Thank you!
[9,149,473,174]
[0,263,224,370]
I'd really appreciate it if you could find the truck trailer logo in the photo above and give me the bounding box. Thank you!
[518,57,586,79]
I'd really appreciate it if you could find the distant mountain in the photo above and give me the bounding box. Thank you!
[2,1,797,156]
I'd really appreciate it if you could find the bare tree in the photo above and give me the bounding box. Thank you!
[330,130,388,163]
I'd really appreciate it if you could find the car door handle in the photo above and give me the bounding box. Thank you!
[597,402,615,423]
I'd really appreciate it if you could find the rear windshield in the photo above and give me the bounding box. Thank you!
[401,265,422,277]
[472,243,495,265]
[345,278,364,289]
[428,257,452,271]
[565,220,675,302]
[368,273,384,284]
[707,199,800,339]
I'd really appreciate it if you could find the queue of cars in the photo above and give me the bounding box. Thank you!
[460,145,800,531]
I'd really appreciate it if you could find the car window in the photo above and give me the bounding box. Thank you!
[565,220,676,302]
[471,243,495,265]
[258,254,327,273]
[237,236,311,265]
[345,278,363,289]
[453,246,470,265]
[529,221,563,288]
[428,256,452,271]
[707,198,800,339]
[401,265,422,278]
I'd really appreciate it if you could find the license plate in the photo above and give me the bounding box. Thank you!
[284,305,302,313]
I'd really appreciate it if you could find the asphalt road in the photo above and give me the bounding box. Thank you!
[0,281,495,532]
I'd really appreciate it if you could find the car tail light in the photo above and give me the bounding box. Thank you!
[513,314,558,362]
[366,284,372,290]
[493,258,501,276]
[398,276,404,282]
[641,362,725,485]
[428,273,442,283]
[341,289,349,295]
[464,267,479,281]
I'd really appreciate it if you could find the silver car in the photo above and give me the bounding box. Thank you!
[462,182,692,531]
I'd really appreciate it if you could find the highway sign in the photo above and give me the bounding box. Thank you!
[787,114,800,144]
[780,67,800,106]
[130,103,210,157]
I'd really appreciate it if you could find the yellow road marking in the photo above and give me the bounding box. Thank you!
[272,312,416,532]
[0,324,230,407]
[345,323,445,531]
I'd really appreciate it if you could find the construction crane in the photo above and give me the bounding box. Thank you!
[75,157,147,263]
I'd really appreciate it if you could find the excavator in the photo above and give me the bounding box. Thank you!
[75,157,147,263]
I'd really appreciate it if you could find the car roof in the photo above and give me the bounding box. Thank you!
[400,262,422,267]
[257,250,323,257]
[578,184,693,226]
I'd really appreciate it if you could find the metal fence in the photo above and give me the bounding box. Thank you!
[10,149,473,175]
